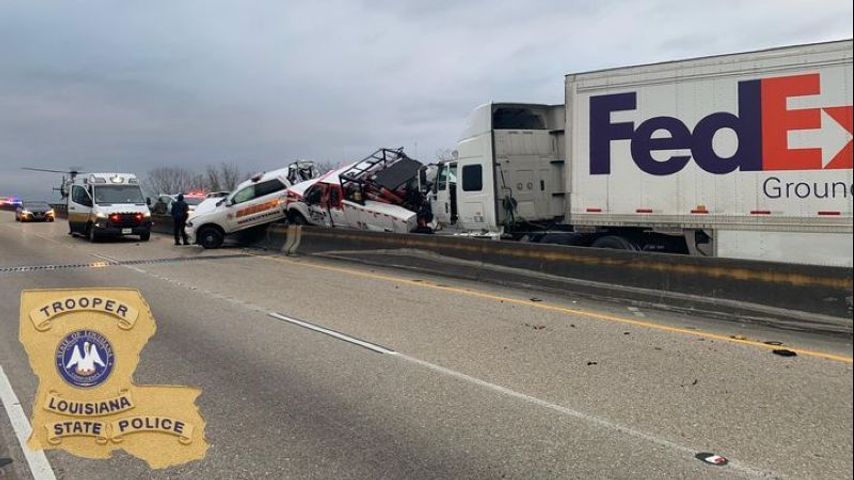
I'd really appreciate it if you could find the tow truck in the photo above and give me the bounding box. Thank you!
[286,148,432,233]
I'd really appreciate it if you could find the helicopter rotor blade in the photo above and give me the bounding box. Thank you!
[21,167,86,174]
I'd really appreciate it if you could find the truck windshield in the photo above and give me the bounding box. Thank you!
[93,185,145,204]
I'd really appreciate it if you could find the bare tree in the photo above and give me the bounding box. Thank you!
[191,174,207,193]
[205,165,222,192]
[217,162,242,190]
[144,167,205,195]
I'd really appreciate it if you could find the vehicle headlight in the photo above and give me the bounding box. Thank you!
[21,210,31,215]
[95,212,107,219]
[47,209,55,215]
[143,211,151,218]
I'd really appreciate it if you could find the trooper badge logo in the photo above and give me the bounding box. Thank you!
[20,288,208,469]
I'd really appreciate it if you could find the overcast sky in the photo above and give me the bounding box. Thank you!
[1,0,851,200]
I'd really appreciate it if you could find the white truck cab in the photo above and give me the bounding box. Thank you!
[66,173,152,242]
[186,168,292,248]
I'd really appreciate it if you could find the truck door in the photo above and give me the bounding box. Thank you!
[67,184,93,234]
[227,179,288,231]
[432,162,458,226]
[327,185,347,227]
[304,183,332,227]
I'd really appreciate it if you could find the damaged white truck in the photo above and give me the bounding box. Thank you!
[285,148,433,234]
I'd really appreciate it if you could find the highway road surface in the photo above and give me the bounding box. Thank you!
[0,210,852,480]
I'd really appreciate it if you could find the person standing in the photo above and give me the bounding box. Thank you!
[171,194,190,246]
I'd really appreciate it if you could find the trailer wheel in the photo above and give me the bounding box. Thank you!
[591,235,639,251]
[197,226,224,249]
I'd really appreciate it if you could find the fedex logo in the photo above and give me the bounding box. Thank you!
[590,73,853,175]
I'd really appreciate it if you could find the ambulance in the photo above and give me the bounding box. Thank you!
[66,173,152,241]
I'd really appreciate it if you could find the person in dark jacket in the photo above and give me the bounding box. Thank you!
[170,194,190,245]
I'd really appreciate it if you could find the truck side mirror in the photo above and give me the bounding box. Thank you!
[146,197,152,206]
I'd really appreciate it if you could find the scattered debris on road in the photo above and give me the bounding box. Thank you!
[586,361,598,366]
[529,297,542,302]
[695,452,728,466]
[763,341,784,346]
[772,349,798,357]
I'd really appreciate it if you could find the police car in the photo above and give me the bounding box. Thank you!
[186,169,293,249]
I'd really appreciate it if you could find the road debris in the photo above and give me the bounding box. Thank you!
[772,349,798,357]
[695,452,728,466]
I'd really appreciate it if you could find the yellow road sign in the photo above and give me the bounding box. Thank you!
[19,288,208,469]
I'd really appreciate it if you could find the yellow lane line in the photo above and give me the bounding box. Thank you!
[250,251,853,365]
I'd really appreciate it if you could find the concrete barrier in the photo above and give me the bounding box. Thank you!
[263,225,853,323]
[49,203,67,218]
[151,214,174,234]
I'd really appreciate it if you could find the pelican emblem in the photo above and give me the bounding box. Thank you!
[65,341,105,376]
[55,330,115,388]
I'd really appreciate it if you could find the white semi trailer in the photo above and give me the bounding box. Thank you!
[435,40,852,267]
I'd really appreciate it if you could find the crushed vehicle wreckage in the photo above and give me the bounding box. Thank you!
[286,148,434,233]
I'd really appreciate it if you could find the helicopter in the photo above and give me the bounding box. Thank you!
[21,167,86,199]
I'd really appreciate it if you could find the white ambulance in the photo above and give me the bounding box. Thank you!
[66,173,152,241]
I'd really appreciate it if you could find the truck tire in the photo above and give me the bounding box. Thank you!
[139,231,151,241]
[591,235,639,251]
[197,226,224,249]
[87,223,99,243]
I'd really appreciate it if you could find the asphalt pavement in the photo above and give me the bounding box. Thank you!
[0,211,852,479]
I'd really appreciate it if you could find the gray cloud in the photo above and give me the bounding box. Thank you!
[1,0,851,200]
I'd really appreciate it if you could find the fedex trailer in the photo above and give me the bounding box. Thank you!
[443,40,852,267]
